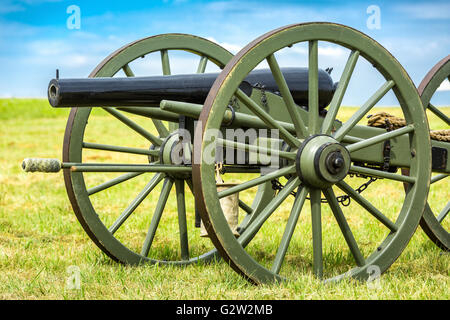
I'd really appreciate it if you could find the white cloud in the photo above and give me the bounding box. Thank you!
[394,3,450,19]
[206,37,243,54]
[0,3,24,14]
[437,79,450,91]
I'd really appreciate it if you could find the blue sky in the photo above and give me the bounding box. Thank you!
[0,0,449,105]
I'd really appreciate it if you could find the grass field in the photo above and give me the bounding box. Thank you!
[0,98,448,300]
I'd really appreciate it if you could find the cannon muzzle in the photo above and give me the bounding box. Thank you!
[48,68,336,109]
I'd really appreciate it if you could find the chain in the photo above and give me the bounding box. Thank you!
[271,179,297,197]
[270,176,378,207]
[253,82,268,109]
[334,176,378,206]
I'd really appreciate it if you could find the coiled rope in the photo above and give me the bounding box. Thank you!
[367,112,450,142]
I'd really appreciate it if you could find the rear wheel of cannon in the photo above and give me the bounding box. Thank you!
[62,34,274,265]
[417,55,450,251]
[193,23,431,283]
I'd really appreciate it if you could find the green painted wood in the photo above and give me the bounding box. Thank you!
[175,179,189,260]
[87,172,143,196]
[217,165,295,198]
[346,124,414,153]
[437,202,449,224]
[122,61,169,138]
[308,40,320,135]
[103,107,163,146]
[336,181,398,232]
[109,173,164,234]
[266,53,307,138]
[122,64,135,77]
[195,22,431,284]
[417,56,449,250]
[322,50,359,135]
[431,174,448,184]
[271,186,308,274]
[428,103,450,125]
[323,188,365,267]
[196,56,208,73]
[160,49,171,76]
[83,142,159,156]
[141,178,173,257]
[216,138,296,161]
[237,177,301,247]
[70,164,192,173]
[118,106,181,122]
[235,89,301,147]
[350,165,416,183]
[310,188,323,278]
[63,33,279,265]
[334,80,395,142]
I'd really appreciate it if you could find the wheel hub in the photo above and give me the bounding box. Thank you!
[295,135,350,188]
[158,132,192,178]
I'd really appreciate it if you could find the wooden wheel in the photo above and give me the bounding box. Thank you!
[417,55,449,251]
[193,23,431,283]
[63,34,242,265]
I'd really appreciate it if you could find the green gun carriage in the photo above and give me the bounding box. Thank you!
[23,23,449,284]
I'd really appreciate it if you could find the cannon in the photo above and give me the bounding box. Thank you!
[23,24,449,284]
[47,67,336,109]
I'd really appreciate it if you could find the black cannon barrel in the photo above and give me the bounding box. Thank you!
[48,67,336,108]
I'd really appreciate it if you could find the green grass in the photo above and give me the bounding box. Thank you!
[0,98,448,300]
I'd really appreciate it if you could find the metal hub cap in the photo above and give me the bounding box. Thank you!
[296,135,350,188]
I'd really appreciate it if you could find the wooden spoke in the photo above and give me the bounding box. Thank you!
[266,53,307,138]
[428,103,450,125]
[322,50,360,135]
[308,40,319,135]
[118,107,179,122]
[216,137,297,161]
[152,119,170,138]
[122,64,135,77]
[239,200,253,215]
[109,173,164,234]
[349,165,416,184]
[235,89,301,148]
[333,80,395,141]
[175,179,189,260]
[160,49,171,75]
[141,178,173,257]
[83,142,159,157]
[336,181,398,232]
[310,188,323,278]
[431,174,448,184]
[217,165,296,198]
[437,202,449,224]
[121,62,169,137]
[69,163,191,173]
[271,186,308,274]
[345,125,414,153]
[87,172,143,196]
[323,188,365,267]
[103,107,163,146]
[196,56,208,73]
[238,177,301,247]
